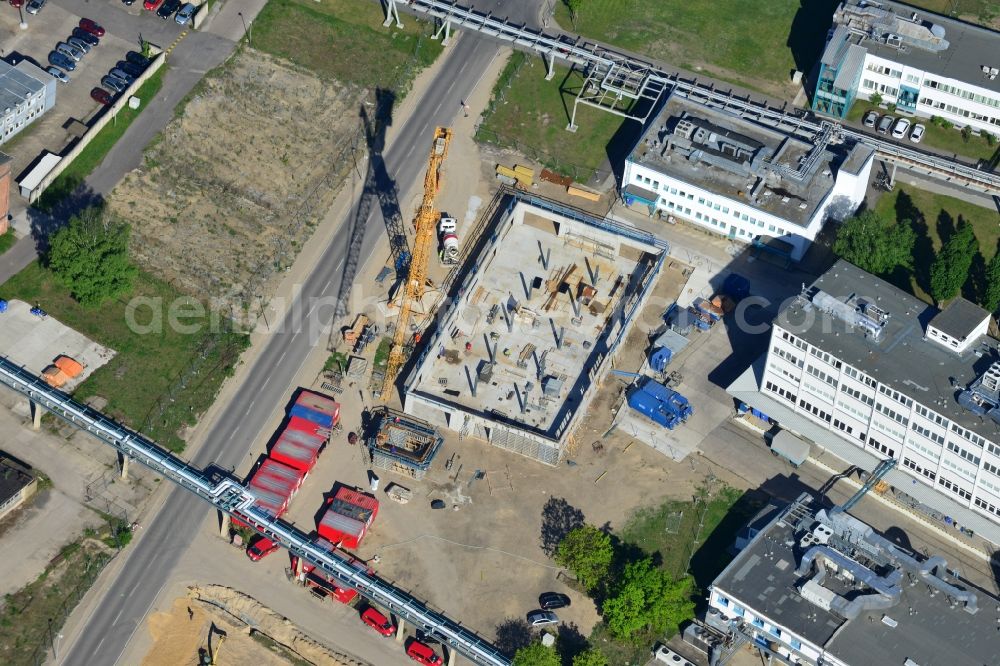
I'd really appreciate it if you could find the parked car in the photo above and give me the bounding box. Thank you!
[157,0,180,19]
[9,0,24,8]
[910,123,926,143]
[526,610,559,626]
[90,87,112,105]
[67,37,92,55]
[246,535,279,561]
[79,18,105,37]
[143,0,163,10]
[539,592,571,610]
[175,2,195,25]
[72,28,100,46]
[360,608,395,637]
[48,51,76,72]
[125,51,152,67]
[406,639,444,665]
[56,43,84,62]
[25,0,45,14]
[101,75,127,93]
[45,66,69,84]
[110,68,135,85]
[862,110,878,128]
[876,114,895,134]
[116,61,145,78]
[891,117,911,139]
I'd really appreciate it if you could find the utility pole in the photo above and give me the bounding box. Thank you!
[238,12,252,45]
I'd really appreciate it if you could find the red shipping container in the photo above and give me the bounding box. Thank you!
[247,458,305,519]
[317,487,379,549]
[270,426,325,473]
[287,415,324,437]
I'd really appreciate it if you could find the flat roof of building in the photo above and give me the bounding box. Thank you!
[406,197,664,443]
[0,60,45,116]
[713,495,1000,666]
[0,455,34,504]
[835,0,1000,95]
[629,95,872,228]
[775,259,1000,442]
[929,296,989,341]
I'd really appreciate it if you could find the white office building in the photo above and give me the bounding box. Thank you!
[703,493,996,666]
[622,96,873,262]
[0,59,56,145]
[729,260,1000,544]
[814,0,1000,135]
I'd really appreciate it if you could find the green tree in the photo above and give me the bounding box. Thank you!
[563,0,584,18]
[930,219,978,303]
[555,525,613,592]
[886,102,897,113]
[983,251,1000,312]
[572,647,608,666]
[961,125,973,142]
[868,92,883,107]
[46,207,137,307]
[832,210,915,276]
[513,641,560,666]
[602,559,695,641]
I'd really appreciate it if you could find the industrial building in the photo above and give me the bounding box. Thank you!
[0,453,37,522]
[814,0,1000,134]
[0,59,56,145]
[729,259,1000,544]
[318,486,379,550]
[622,95,873,262]
[403,192,667,465]
[703,493,997,666]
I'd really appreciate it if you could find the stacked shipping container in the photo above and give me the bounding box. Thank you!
[318,487,379,549]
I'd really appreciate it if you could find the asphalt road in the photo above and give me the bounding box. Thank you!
[62,33,501,666]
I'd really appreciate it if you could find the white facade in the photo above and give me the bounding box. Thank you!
[858,53,1000,135]
[622,156,871,262]
[0,61,56,145]
[761,324,1000,525]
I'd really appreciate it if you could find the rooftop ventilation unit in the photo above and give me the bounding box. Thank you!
[886,33,903,48]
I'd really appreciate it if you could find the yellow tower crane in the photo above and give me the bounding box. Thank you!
[380,126,452,401]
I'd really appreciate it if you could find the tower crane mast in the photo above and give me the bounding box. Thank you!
[380,127,452,400]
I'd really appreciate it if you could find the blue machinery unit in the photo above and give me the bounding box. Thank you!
[0,356,510,666]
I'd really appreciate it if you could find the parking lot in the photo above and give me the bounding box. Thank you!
[0,0,189,199]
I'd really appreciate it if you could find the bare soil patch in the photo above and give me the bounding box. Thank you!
[111,51,365,315]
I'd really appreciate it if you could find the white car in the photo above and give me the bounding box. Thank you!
[46,66,69,84]
[910,123,926,143]
[526,610,559,626]
[891,117,911,140]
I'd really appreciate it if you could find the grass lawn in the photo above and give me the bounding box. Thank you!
[0,540,111,666]
[0,263,249,452]
[373,336,392,369]
[590,485,764,662]
[554,0,840,91]
[0,229,15,254]
[847,102,999,162]
[873,187,1000,302]
[908,0,1000,23]
[476,52,637,182]
[34,68,166,213]
[253,0,442,93]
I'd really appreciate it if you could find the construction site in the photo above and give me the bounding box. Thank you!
[402,193,669,465]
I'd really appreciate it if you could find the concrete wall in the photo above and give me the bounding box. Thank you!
[22,50,167,204]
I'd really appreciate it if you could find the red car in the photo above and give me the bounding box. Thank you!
[90,88,112,106]
[246,535,279,561]
[143,0,163,9]
[9,0,24,8]
[406,639,444,665]
[79,18,105,37]
[360,608,395,637]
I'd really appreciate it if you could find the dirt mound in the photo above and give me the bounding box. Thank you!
[111,50,364,315]
[188,584,370,666]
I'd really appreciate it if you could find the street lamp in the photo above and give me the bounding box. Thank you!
[237,12,252,46]
[18,6,27,30]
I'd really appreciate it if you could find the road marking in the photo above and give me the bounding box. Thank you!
[243,400,255,417]
[277,349,288,364]
[94,636,106,654]
[165,30,189,55]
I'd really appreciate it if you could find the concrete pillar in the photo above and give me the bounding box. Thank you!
[448,646,457,666]
[117,452,129,480]
[382,0,403,28]
[544,52,555,81]
[294,555,305,581]
[30,400,42,430]
[395,617,405,642]
[219,511,231,539]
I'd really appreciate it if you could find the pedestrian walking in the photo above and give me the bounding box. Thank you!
[461,100,469,117]
[187,606,194,621]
